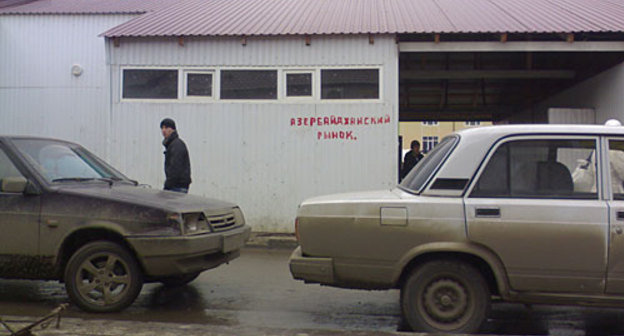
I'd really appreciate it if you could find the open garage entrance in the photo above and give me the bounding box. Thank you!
[396,35,624,176]
[398,50,624,122]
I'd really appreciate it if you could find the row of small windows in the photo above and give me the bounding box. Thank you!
[122,68,380,101]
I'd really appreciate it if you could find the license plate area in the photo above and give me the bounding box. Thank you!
[222,232,245,253]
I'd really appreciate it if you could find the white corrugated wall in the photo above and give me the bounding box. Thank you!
[108,35,399,232]
[0,14,137,158]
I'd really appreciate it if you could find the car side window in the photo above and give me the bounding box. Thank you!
[471,139,597,199]
[0,148,25,193]
[608,140,624,200]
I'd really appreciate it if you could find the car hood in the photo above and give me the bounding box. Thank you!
[57,184,237,213]
[301,189,402,206]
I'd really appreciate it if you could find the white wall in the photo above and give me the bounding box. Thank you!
[107,35,399,232]
[536,60,624,124]
[0,14,136,158]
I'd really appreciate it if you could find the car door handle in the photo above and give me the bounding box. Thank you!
[475,208,500,218]
[617,211,624,221]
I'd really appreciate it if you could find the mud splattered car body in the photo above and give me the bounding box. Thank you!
[290,124,624,333]
[0,136,250,312]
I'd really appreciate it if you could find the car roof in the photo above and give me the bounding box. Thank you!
[455,124,624,139]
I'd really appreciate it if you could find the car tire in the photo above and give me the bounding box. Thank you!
[64,241,143,313]
[159,272,201,287]
[401,260,490,333]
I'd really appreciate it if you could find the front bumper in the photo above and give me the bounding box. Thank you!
[127,225,251,277]
[288,246,335,285]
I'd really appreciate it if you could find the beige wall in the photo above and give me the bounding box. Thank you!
[399,121,492,152]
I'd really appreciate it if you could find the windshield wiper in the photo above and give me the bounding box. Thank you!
[52,177,117,186]
[52,178,97,183]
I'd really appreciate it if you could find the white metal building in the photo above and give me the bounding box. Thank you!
[0,14,133,157]
[0,0,179,156]
[105,36,398,232]
[4,0,624,231]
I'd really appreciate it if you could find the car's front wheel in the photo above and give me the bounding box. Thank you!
[401,260,490,333]
[64,241,143,313]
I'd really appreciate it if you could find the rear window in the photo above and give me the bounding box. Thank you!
[399,135,458,193]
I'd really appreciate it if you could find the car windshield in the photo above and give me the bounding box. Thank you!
[11,139,127,183]
[399,135,459,193]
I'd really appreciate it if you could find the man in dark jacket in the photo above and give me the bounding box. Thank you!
[400,140,424,181]
[160,118,191,193]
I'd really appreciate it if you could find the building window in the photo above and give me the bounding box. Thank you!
[321,69,379,99]
[285,72,313,98]
[122,69,178,99]
[185,71,213,98]
[422,121,439,126]
[220,70,277,99]
[465,121,481,126]
[422,136,439,153]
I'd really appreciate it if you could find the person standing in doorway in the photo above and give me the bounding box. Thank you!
[401,140,424,181]
[160,118,191,193]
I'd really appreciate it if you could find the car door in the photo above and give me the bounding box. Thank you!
[0,144,41,278]
[464,135,609,294]
[605,137,624,294]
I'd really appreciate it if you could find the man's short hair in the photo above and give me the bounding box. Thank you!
[411,140,420,149]
[160,118,176,130]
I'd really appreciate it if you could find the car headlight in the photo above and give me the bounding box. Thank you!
[165,213,184,235]
[233,207,245,226]
[183,213,201,234]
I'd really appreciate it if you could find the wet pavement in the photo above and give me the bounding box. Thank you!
[1,248,624,335]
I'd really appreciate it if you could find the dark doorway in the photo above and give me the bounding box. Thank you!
[399,52,624,122]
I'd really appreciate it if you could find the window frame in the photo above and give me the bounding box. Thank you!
[120,66,382,103]
[319,67,382,102]
[605,137,624,201]
[465,134,602,200]
[120,67,181,102]
[283,69,316,100]
[183,70,215,101]
[219,69,279,101]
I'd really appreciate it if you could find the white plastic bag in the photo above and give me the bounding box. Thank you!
[572,158,595,192]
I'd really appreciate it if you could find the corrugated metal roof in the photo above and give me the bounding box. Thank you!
[5,0,624,36]
[0,0,179,15]
[102,0,624,37]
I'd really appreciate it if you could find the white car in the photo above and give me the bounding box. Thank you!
[290,123,624,333]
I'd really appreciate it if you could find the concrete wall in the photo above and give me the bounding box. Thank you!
[535,60,624,124]
[107,35,400,232]
[0,14,136,158]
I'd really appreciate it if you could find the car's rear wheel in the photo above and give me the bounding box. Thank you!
[64,241,143,313]
[401,260,490,333]
[159,272,201,287]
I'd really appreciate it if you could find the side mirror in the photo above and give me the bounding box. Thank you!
[1,176,28,193]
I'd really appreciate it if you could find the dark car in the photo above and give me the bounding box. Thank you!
[0,136,250,312]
